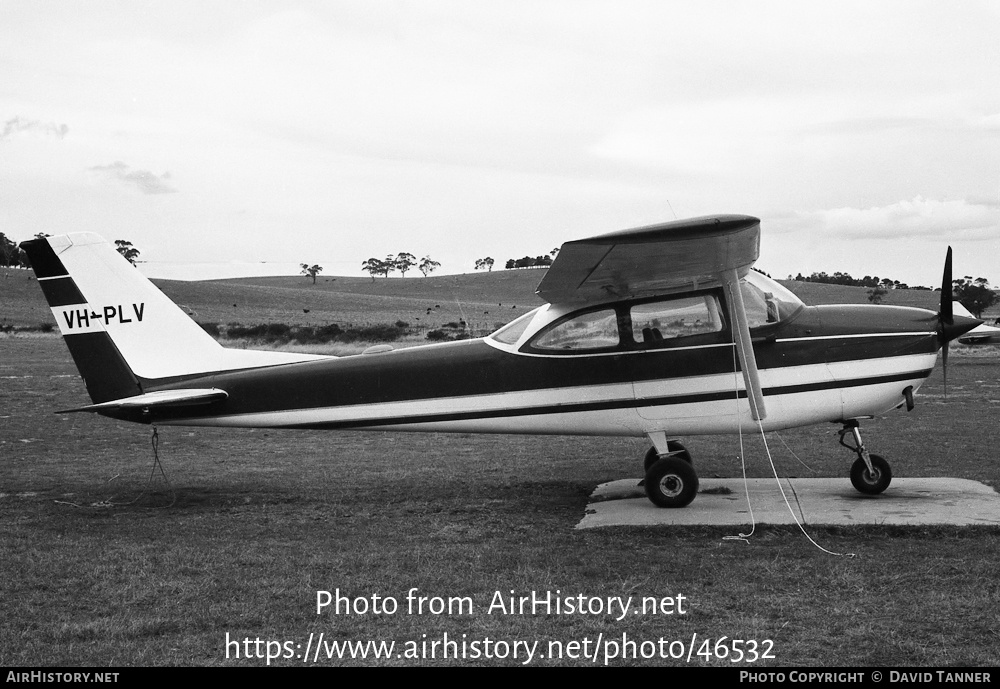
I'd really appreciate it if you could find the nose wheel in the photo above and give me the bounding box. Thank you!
[839,420,892,495]
[642,439,697,507]
[645,456,699,508]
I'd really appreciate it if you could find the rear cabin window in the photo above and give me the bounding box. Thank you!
[630,295,723,346]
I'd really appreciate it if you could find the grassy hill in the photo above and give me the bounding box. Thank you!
[155,269,547,335]
[3,264,995,336]
[1,269,54,330]
[782,281,940,309]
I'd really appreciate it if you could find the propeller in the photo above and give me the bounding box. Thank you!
[936,246,986,397]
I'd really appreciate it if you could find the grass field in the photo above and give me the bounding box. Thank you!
[2,271,999,667]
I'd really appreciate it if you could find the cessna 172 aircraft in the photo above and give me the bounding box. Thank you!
[20,215,979,508]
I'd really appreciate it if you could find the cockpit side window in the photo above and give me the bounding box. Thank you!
[741,272,804,328]
[530,308,620,352]
[740,280,774,327]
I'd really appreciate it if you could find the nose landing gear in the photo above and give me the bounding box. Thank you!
[839,420,892,495]
[641,436,698,507]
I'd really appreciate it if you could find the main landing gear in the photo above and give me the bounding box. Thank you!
[641,422,894,506]
[838,420,892,495]
[642,439,698,508]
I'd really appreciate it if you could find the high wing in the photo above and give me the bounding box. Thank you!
[537,214,766,420]
[536,214,760,304]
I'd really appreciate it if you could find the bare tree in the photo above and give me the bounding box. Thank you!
[419,256,440,277]
[300,263,323,284]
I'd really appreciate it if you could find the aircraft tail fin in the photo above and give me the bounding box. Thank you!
[20,233,325,403]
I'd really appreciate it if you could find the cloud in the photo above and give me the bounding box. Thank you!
[1,117,68,141]
[772,197,999,241]
[89,161,178,195]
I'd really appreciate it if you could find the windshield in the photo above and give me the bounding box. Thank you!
[489,308,541,345]
[742,271,804,327]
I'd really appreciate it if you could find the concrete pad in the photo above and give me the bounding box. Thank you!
[577,478,1000,529]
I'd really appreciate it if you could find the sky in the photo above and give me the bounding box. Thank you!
[1,0,998,286]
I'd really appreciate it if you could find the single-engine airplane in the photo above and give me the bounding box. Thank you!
[20,215,980,508]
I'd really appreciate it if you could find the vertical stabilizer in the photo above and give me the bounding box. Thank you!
[20,233,326,401]
[19,235,142,403]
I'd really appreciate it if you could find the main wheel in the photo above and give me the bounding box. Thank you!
[645,457,699,508]
[643,441,692,473]
[850,454,892,495]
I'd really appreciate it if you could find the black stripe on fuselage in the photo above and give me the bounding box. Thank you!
[137,332,937,415]
[229,367,936,430]
[120,304,940,427]
[133,365,932,429]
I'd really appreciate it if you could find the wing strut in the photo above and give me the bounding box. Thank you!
[722,269,766,421]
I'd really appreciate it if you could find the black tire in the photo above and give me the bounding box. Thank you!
[643,441,692,473]
[850,454,892,495]
[645,457,699,508]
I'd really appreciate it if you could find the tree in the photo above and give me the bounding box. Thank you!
[475,257,494,272]
[953,276,998,318]
[114,239,140,266]
[419,256,440,277]
[300,263,323,284]
[867,285,888,304]
[505,255,553,269]
[394,252,416,278]
[0,233,19,267]
[361,258,385,282]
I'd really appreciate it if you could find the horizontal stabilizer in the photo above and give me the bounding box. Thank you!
[57,388,228,414]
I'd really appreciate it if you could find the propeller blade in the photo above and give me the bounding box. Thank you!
[940,246,953,326]
[939,246,953,397]
[942,341,949,397]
